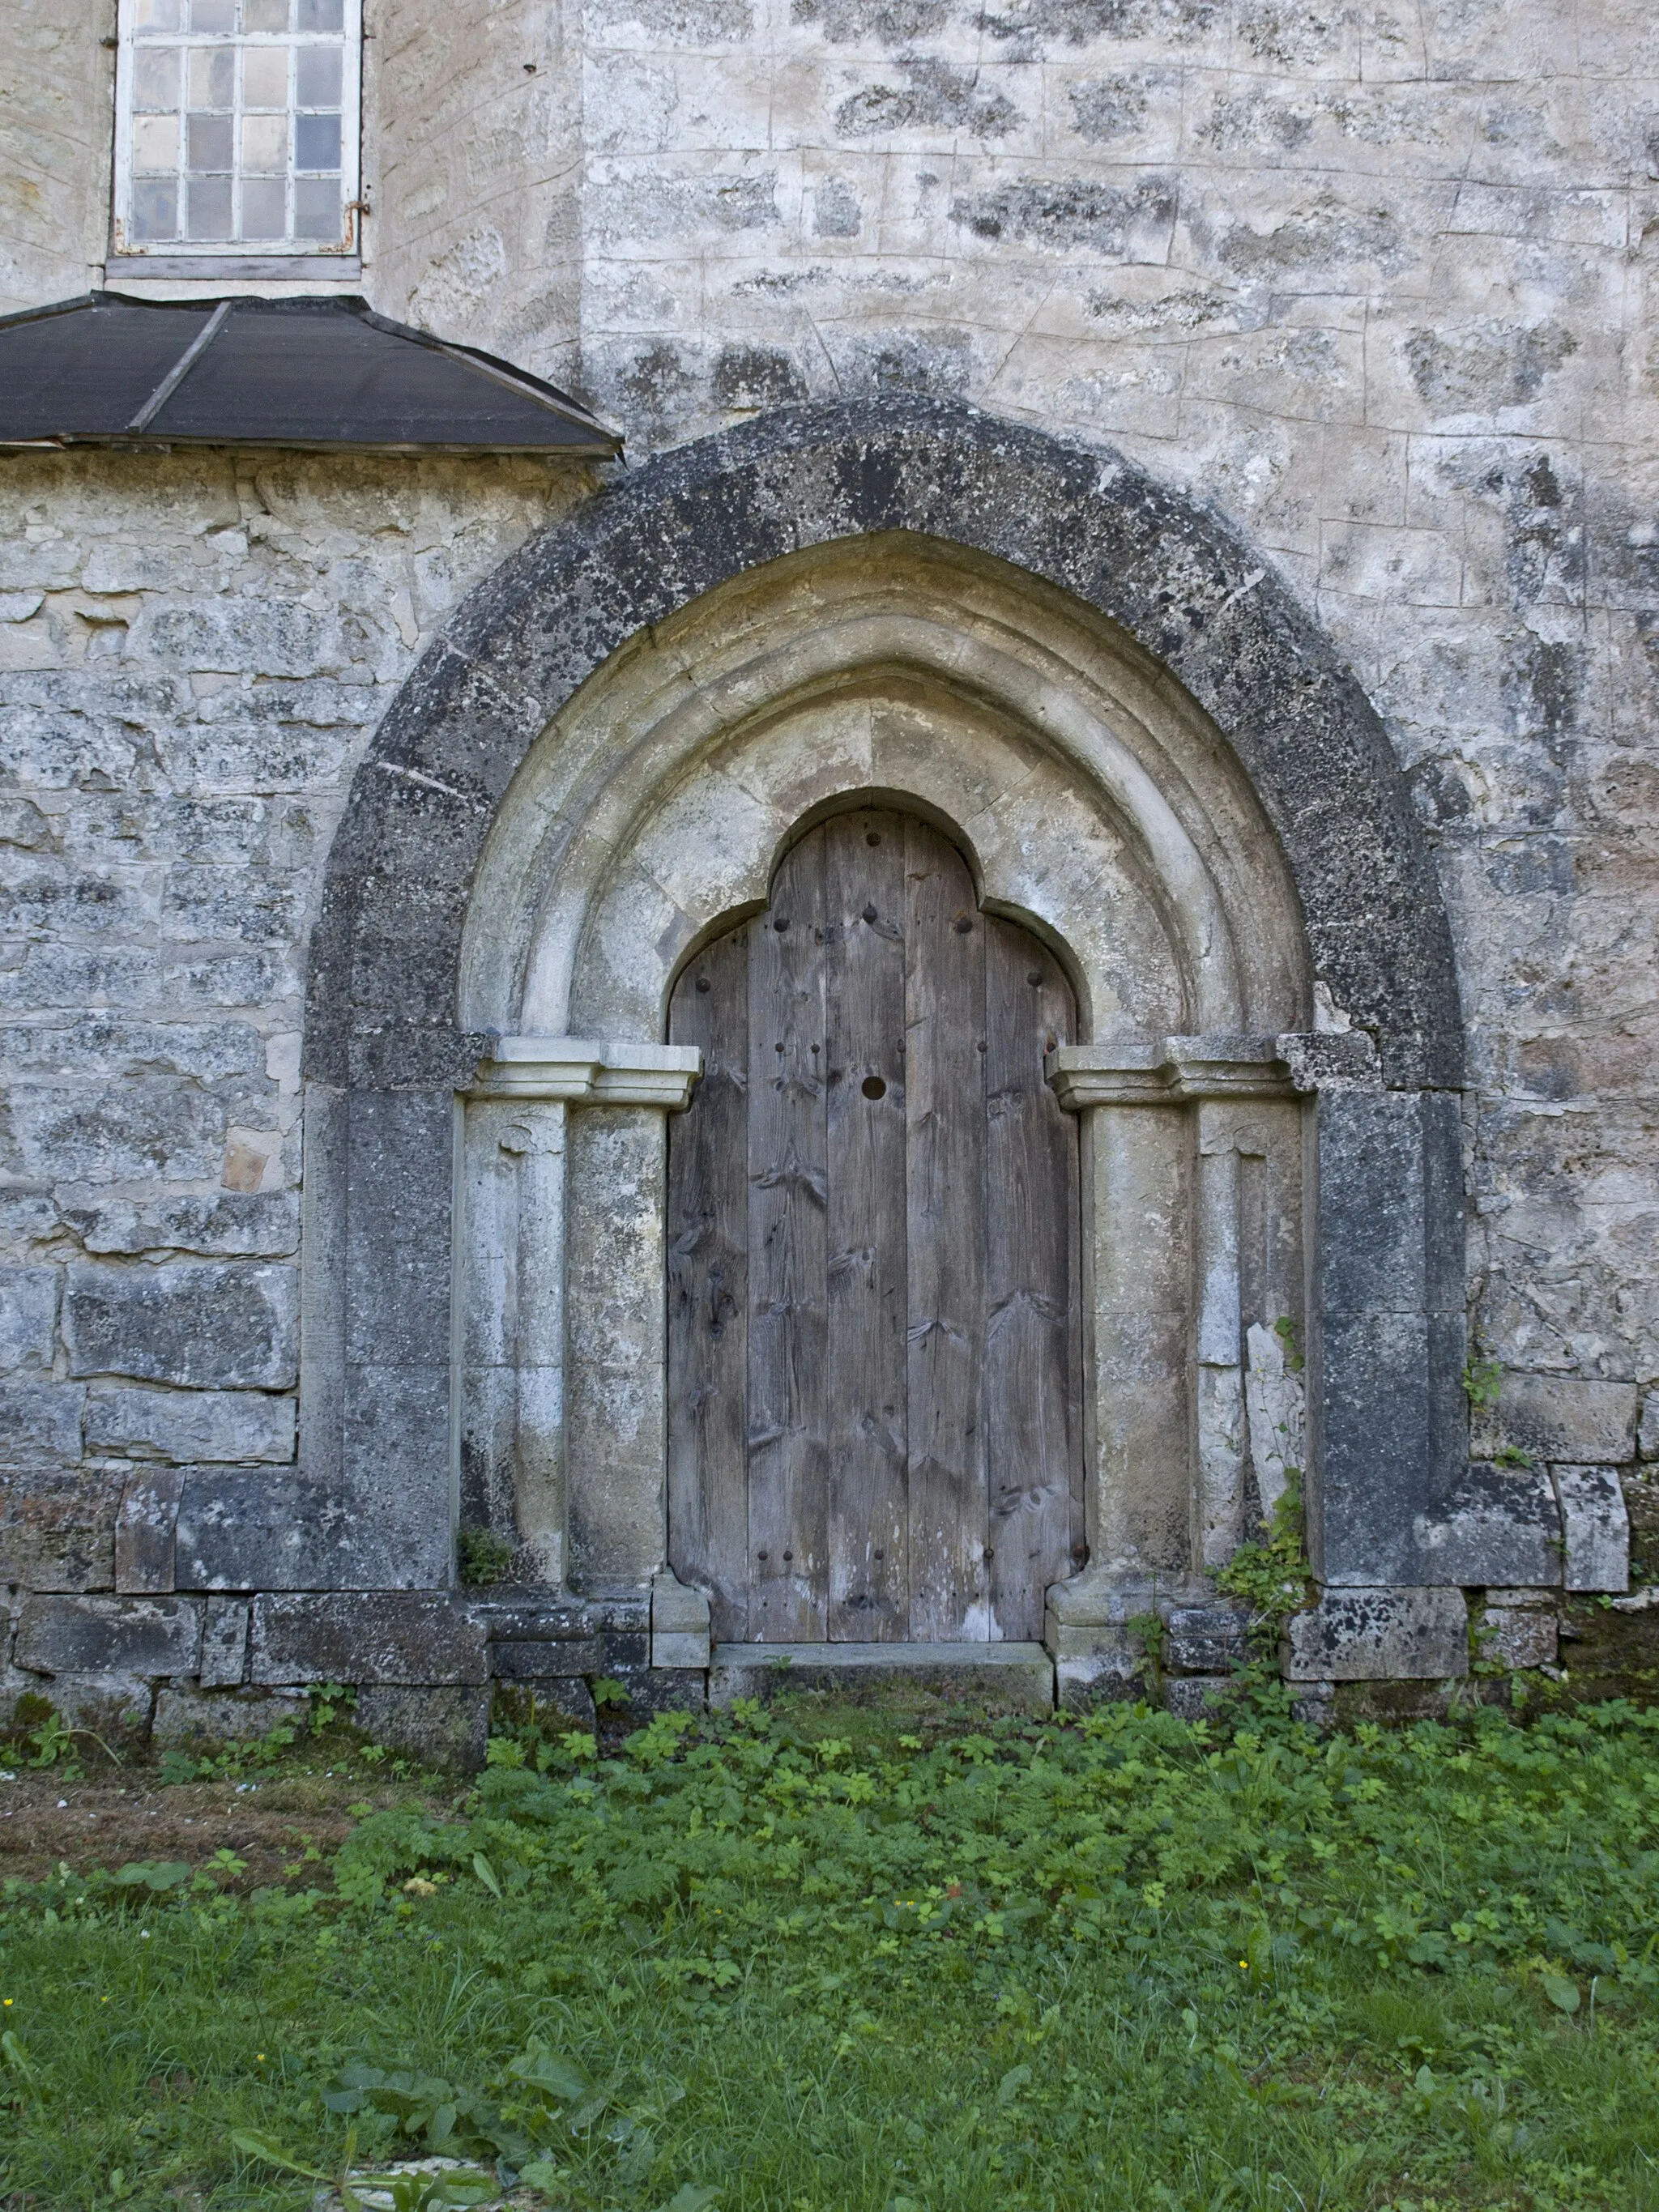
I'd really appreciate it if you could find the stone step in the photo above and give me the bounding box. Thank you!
[708,1640,1055,1715]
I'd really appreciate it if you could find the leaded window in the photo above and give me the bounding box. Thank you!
[113,0,361,259]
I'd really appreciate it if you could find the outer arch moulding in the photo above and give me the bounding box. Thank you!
[279,397,1465,1608]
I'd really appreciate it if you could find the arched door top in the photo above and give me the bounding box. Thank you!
[306,397,1461,1097]
[667,805,1082,1647]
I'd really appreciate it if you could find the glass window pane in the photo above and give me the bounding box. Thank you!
[131,178,180,238]
[185,175,233,237]
[296,0,343,29]
[294,112,340,170]
[294,45,340,105]
[243,0,289,25]
[241,113,288,172]
[187,46,234,106]
[133,49,180,110]
[186,113,233,170]
[134,0,182,31]
[189,0,235,28]
[132,113,180,171]
[241,176,287,239]
[294,111,338,168]
[293,176,340,238]
[242,46,288,108]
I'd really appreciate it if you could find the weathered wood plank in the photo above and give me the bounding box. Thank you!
[667,924,751,1642]
[824,808,909,1639]
[747,832,830,1640]
[983,919,1081,1638]
[903,818,987,1640]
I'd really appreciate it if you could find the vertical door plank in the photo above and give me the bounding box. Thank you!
[666,927,750,1642]
[903,818,988,1639]
[747,833,830,1640]
[824,808,909,1639]
[983,920,1081,1639]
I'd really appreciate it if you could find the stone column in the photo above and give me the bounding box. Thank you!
[1043,1036,1303,1689]
[464,1038,702,1595]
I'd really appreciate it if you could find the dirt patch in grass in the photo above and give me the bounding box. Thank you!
[0,1769,443,1888]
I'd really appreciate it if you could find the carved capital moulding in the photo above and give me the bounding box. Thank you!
[1044,1032,1379,1110]
[469,1035,703,1108]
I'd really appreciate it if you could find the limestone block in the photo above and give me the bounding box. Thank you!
[249,1593,488,1686]
[1478,1605,1559,1670]
[9,1084,224,1184]
[585,1666,710,1721]
[652,1570,711,1669]
[65,1264,299,1390]
[709,1643,1052,1715]
[1283,1586,1469,1682]
[1165,1607,1252,1673]
[1473,1375,1639,1468]
[471,1593,650,1640]
[174,1468,351,1592]
[1412,1461,1563,1587]
[0,1268,57,1372]
[66,1192,301,1259]
[14,1593,203,1679]
[1055,1647,1147,1710]
[1243,1321,1304,1524]
[1290,1681,1337,1732]
[152,1686,305,1747]
[0,1464,117,1592]
[87,1387,296,1465]
[488,1638,603,1679]
[0,1382,85,1463]
[1163,1675,1239,1721]
[0,1017,263,1083]
[1639,1394,1658,1464]
[1314,1091,1429,1315]
[352,1686,493,1771]
[114,1468,183,1595]
[199,1596,250,1687]
[1551,1466,1630,1593]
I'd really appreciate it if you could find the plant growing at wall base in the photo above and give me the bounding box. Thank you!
[1462,1356,1503,1411]
[458,1525,515,1588]
[1216,1473,1311,1647]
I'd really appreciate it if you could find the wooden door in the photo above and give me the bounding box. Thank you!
[667,807,1081,1643]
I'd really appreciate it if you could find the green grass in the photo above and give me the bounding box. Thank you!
[4,1686,1659,2212]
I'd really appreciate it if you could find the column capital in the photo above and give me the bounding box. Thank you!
[1046,1034,1296,1110]
[469,1036,703,1109]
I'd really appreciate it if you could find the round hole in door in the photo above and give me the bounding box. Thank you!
[861,1074,886,1100]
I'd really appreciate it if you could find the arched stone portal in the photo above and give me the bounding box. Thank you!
[450,529,1315,1641]
[296,399,1467,1694]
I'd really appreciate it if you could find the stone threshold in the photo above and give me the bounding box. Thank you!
[711,1641,1051,1669]
[708,1640,1057,1713]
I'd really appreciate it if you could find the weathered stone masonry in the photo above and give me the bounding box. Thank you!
[4,0,1659,1755]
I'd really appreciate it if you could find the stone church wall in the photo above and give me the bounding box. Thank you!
[2,0,1657,1744]
[0,449,598,1736]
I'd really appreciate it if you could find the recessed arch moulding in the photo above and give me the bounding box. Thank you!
[458,531,1313,1614]
[291,403,1469,1690]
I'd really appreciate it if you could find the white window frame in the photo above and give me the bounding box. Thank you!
[111,0,362,270]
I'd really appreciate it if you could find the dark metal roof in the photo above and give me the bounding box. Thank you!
[0,292,620,457]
